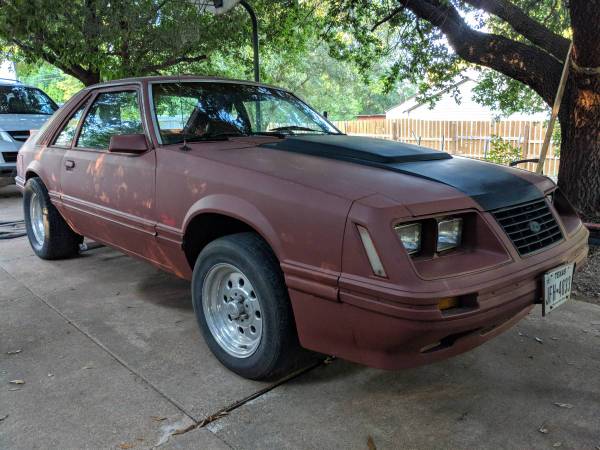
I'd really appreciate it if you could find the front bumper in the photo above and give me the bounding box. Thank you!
[288,224,589,370]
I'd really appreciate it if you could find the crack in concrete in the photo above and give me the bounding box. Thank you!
[2,263,326,448]
[164,359,324,442]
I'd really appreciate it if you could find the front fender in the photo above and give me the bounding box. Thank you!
[183,193,283,259]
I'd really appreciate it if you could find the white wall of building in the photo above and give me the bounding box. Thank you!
[0,60,17,81]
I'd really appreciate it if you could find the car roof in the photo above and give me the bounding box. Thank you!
[84,75,292,94]
[0,78,40,90]
[0,78,22,86]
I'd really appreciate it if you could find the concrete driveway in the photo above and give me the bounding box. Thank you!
[1,185,599,449]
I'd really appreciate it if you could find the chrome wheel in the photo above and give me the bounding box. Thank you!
[202,263,263,358]
[29,191,45,246]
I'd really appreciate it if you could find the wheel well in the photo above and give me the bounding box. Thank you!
[25,171,39,180]
[183,213,260,269]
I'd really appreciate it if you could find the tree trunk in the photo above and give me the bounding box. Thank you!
[557,85,600,223]
[81,71,101,86]
[557,0,600,223]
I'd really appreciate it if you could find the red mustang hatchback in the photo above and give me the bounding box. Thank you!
[16,76,588,379]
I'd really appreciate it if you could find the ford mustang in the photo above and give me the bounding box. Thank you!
[16,76,589,379]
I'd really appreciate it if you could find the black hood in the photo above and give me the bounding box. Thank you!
[260,134,544,210]
[261,134,451,164]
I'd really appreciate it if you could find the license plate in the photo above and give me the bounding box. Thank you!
[543,263,574,315]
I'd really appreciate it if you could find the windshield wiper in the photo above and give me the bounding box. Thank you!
[177,132,247,143]
[249,131,286,139]
[268,125,331,134]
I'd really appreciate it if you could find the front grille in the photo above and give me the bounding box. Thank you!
[7,130,30,142]
[492,199,563,256]
[2,151,17,163]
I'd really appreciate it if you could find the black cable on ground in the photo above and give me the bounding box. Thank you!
[0,220,26,240]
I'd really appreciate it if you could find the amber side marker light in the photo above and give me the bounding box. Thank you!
[438,297,460,311]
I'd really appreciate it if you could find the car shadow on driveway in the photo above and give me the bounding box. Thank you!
[134,268,193,312]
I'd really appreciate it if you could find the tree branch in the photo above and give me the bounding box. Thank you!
[463,0,570,60]
[10,37,97,84]
[397,0,563,106]
[371,6,404,31]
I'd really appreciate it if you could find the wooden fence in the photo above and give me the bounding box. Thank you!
[332,118,560,177]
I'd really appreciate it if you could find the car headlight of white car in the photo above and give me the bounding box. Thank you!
[0,131,14,143]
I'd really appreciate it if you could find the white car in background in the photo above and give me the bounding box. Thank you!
[0,79,58,187]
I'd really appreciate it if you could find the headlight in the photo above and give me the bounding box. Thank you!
[437,217,463,252]
[394,222,422,255]
[0,131,14,143]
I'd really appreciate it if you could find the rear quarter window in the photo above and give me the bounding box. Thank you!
[53,104,86,147]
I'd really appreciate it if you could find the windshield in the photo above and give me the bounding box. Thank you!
[0,85,58,115]
[151,82,339,144]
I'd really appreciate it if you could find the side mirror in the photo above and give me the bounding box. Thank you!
[323,111,328,119]
[108,134,149,154]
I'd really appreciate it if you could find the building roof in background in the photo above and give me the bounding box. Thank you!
[386,76,549,122]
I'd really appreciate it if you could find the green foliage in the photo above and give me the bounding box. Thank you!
[16,62,82,103]
[552,122,561,157]
[317,0,569,116]
[0,0,572,117]
[0,0,415,118]
[199,42,415,120]
[10,32,415,121]
[471,70,547,117]
[468,0,570,117]
[0,0,312,85]
[487,135,522,166]
[319,1,464,108]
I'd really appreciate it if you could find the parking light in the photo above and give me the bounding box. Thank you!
[437,297,460,311]
[357,225,387,277]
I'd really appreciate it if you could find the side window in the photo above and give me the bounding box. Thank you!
[76,91,143,150]
[53,104,86,147]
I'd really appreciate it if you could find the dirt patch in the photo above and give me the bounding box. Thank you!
[573,245,600,305]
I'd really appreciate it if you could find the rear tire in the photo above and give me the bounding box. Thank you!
[192,232,301,380]
[23,177,82,260]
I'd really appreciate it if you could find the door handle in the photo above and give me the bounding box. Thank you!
[65,160,75,170]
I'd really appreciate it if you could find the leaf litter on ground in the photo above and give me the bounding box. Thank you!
[553,402,574,409]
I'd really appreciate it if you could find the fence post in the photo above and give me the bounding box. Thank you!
[452,121,458,154]
[521,122,530,159]
[484,137,489,160]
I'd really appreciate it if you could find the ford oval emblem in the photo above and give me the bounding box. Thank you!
[529,221,542,233]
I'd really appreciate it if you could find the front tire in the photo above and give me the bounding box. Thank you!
[23,177,82,259]
[192,232,301,380]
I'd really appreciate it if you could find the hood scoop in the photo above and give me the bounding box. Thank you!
[260,134,544,210]
[260,135,451,164]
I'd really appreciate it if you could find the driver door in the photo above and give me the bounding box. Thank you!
[59,86,158,262]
